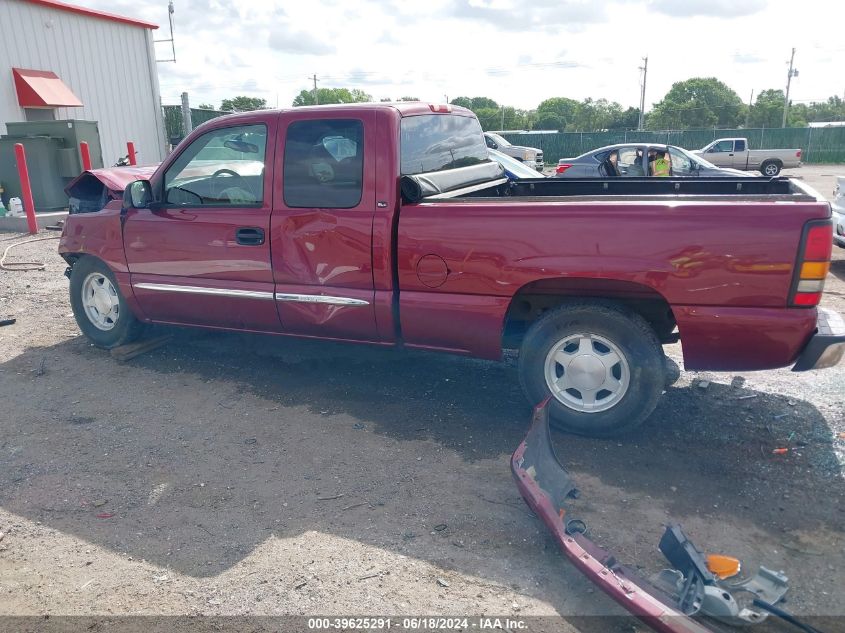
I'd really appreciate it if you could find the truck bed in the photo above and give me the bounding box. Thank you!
[445,176,820,203]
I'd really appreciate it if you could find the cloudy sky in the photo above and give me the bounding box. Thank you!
[78,0,844,112]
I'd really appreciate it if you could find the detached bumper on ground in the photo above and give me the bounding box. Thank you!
[793,308,845,371]
[511,402,714,633]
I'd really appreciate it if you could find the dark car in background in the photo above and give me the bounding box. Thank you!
[555,143,750,178]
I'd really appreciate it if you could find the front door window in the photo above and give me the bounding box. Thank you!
[163,124,268,206]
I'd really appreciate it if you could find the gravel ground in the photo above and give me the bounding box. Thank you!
[0,166,843,632]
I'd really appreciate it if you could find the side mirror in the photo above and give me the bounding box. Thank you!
[123,179,152,210]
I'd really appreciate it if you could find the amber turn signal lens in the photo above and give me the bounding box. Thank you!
[706,554,741,580]
[800,261,830,279]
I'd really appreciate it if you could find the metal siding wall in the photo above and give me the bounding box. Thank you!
[0,0,164,166]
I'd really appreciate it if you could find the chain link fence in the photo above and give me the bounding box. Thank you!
[502,127,845,164]
[162,105,229,144]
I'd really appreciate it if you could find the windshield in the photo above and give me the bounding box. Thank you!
[676,145,717,168]
[401,114,490,175]
[486,133,511,148]
[489,149,541,178]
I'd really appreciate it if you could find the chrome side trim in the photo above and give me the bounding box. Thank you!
[134,283,275,300]
[274,293,370,306]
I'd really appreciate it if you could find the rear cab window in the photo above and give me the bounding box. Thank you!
[401,114,490,175]
[283,119,364,208]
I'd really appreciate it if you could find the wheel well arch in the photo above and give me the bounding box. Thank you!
[762,158,783,166]
[502,277,676,348]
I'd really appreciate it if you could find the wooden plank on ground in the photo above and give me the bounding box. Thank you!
[110,335,172,361]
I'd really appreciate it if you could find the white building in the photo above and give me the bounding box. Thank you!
[0,0,166,165]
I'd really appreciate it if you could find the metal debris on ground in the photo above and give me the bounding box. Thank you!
[697,380,710,390]
[772,448,790,455]
[510,401,815,633]
[736,394,758,400]
[436,577,450,587]
[0,318,15,327]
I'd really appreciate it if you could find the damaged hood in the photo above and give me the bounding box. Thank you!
[64,164,160,197]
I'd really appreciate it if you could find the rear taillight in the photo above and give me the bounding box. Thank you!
[796,149,802,158]
[556,164,572,174]
[790,221,833,307]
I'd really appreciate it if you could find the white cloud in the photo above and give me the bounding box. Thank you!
[647,0,768,18]
[267,25,335,56]
[70,0,844,114]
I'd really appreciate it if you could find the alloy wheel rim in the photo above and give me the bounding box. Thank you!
[544,333,630,413]
[81,272,120,331]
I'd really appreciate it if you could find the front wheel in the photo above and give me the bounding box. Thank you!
[69,256,143,348]
[518,302,665,437]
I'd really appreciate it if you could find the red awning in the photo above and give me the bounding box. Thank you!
[12,68,83,108]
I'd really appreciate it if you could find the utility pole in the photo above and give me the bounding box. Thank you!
[745,89,754,127]
[311,74,319,105]
[180,91,192,134]
[782,48,798,128]
[637,56,648,130]
[501,105,505,130]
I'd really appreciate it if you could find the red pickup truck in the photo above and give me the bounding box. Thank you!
[59,103,844,436]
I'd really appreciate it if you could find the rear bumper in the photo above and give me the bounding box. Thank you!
[793,308,845,371]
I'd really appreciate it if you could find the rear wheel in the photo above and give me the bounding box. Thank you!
[518,301,665,437]
[69,256,143,348]
[761,160,782,176]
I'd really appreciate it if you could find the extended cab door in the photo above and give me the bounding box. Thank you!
[123,115,281,331]
[704,139,736,167]
[269,111,380,341]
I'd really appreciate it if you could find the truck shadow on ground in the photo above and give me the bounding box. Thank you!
[830,258,845,282]
[1,329,843,616]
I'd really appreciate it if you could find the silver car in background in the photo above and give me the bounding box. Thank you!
[834,176,845,249]
[555,143,750,178]
[484,132,544,171]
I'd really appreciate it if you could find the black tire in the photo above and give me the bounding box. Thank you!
[664,356,682,387]
[69,256,143,348]
[761,160,782,177]
[518,301,665,437]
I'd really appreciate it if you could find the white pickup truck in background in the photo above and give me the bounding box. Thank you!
[693,137,802,176]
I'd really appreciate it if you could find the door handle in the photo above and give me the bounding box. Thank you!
[236,227,265,246]
[728,153,734,156]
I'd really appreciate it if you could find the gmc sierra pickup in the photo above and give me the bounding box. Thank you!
[59,103,844,436]
[693,137,802,176]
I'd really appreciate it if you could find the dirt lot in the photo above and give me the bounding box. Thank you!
[1,165,844,631]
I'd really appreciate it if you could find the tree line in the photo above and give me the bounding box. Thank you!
[200,77,845,131]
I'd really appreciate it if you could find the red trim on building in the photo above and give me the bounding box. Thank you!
[13,68,83,108]
[22,0,159,29]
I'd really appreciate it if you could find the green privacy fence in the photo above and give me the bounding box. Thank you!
[162,105,228,142]
[502,127,845,164]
